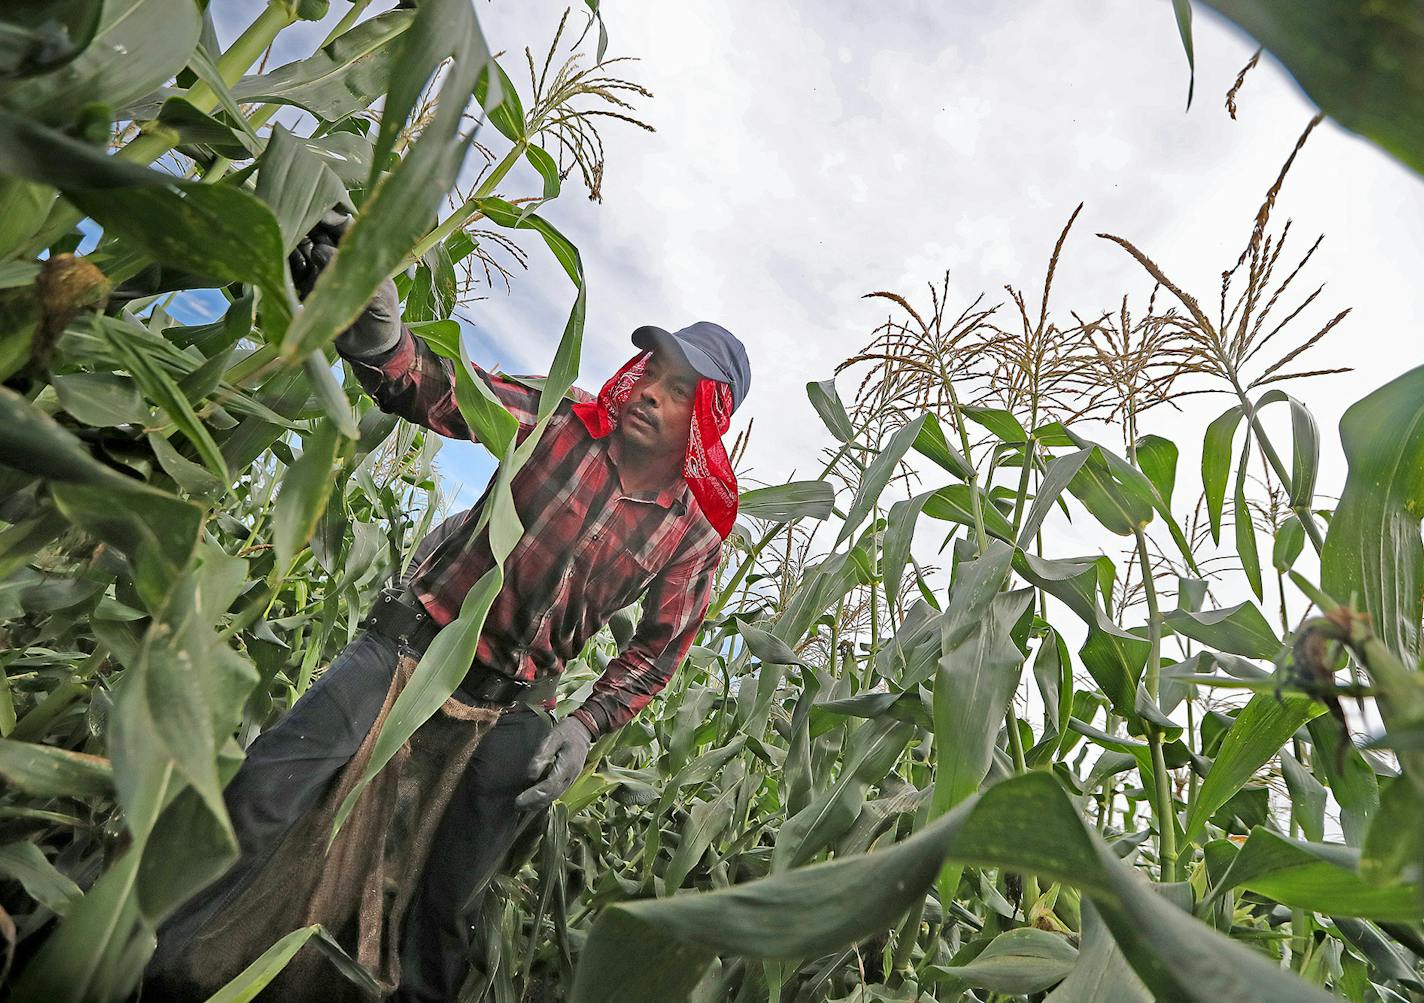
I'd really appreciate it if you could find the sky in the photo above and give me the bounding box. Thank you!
[208,0,1424,825]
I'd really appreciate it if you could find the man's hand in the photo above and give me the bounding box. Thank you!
[287,208,402,359]
[515,717,593,810]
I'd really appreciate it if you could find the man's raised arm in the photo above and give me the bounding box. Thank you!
[292,209,539,443]
[336,301,539,442]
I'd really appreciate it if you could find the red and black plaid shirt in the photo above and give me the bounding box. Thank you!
[343,328,724,738]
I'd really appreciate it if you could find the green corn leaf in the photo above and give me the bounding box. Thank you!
[664,785,738,890]
[107,320,229,485]
[108,541,252,852]
[928,927,1078,995]
[10,846,150,1001]
[0,841,83,916]
[467,197,586,422]
[272,418,351,573]
[807,378,854,443]
[6,375,206,613]
[882,488,935,606]
[1066,444,1154,534]
[837,415,926,547]
[912,411,972,480]
[1134,434,1178,508]
[182,42,261,149]
[51,372,148,427]
[1233,429,1263,599]
[962,405,1027,444]
[409,321,520,454]
[570,772,1338,1003]
[923,483,1015,542]
[332,563,504,839]
[154,98,256,160]
[1209,827,1422,921]
[229,10,415,122]
[0,0,104,85]
[254,125,347,252]
[1361,778,1424,888]
[808,690,931,736]
[1321,363,1424,668]
[1201,404,1243,544]
[50,480,204,613]
[1025,627,1073,767]
[1044,900,1151,1003]
[473,59,527,144]
[1064,432,1197,571]
[1256,389,1320,508]
[932,572,1033,901]
[1017,446,1092,549]
[1273,515,1306,573]
[1163,602,1282,660]
[1184,692,1323,844]
[0,738,112,798]
[738,622,807,667]
[299,131,373,188]
[772,716,915,871]
[1171,0,1195,110]
[202,922,381,1003]
[0,0,199,125]
[370,0,483,188]
[737,481,835,523]
[1308,718,1380,848]
[524,144,561,200]
[1018,552,1147,717]
[1280,748,1327,843]
[471,196,581,285]
[301,351,358,440]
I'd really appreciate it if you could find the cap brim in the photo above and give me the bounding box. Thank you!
[631,325,726,386]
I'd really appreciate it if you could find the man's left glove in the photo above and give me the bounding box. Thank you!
[515,717,594,810]
[288,208,402,358]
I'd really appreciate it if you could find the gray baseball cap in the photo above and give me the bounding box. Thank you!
[632,321,751,412]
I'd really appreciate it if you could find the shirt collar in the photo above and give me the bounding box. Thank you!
[606,430,689,512]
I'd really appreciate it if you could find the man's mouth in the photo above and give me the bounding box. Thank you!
[627,410,655,430]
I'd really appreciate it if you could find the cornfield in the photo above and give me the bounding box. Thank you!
[2,2,1423,1002]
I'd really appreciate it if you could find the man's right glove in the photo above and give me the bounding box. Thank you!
[288,208,403,359]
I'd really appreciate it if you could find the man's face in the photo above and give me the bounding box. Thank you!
[618,346,701,462]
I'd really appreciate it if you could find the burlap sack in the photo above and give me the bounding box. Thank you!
[175,651,500,1000]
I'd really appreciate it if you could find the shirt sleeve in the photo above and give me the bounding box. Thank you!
[571,533,722,739]
[340,325,540,441]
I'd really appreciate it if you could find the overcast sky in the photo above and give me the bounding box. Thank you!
[217,0,1424,603]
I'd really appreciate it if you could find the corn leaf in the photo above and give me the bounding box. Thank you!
[1321,363,1424,667]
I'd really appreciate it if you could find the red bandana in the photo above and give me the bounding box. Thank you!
[571,352,739,539]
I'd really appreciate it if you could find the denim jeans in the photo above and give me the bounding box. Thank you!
[149,630,552,1002]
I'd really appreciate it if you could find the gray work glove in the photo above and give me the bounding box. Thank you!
[515,717,594,810]
[288,208,403,359]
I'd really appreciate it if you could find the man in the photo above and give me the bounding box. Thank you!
[149,215,751,1001]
